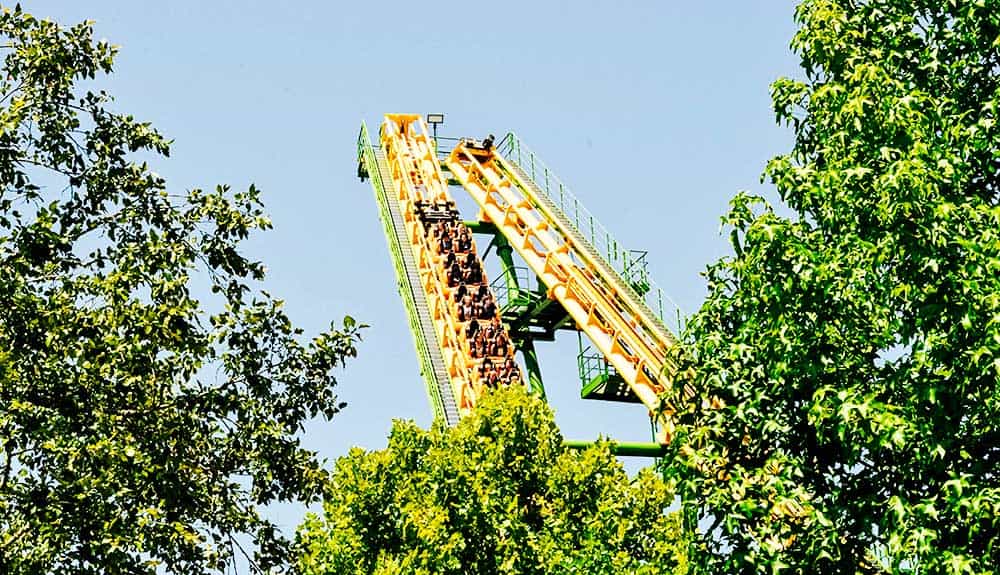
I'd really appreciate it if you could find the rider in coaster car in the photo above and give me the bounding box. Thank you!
[448,261,462,287]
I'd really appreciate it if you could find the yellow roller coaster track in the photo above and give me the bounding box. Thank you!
[380,114,522,416]
[445,139,680,443]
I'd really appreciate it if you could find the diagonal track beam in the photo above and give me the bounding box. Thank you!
[446,142,679,442]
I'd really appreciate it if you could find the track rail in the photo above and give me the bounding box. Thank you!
[379,115,521,417]
[357,122,459,425]
[446,141,680,442]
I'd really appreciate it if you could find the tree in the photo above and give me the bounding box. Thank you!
[0,7,361,573]
[664,0,1000,573]
[295,386,688,575]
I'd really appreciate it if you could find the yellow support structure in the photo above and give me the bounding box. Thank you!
[381,115,521,416]
[446,141,679,442]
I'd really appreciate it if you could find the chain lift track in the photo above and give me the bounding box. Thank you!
[357,123,459,424]
[375,114,522,418]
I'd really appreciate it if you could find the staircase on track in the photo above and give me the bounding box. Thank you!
[369,145,461,426]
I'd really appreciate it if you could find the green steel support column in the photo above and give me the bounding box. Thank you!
[518,337,546,400]
[494,235,520,297]
[493,234,547,398]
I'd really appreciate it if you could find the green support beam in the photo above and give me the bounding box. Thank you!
[494,234,520,296]
[462,220,498,234]
[493,233,548,399]
[563,440,667,458]
[518,337,546,400]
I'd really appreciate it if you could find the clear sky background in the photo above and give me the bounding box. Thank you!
[36,0,801,538]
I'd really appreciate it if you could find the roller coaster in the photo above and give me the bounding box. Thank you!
[357,114,684,453]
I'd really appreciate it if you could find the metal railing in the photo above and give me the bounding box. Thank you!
[578,345,613,387]
[496,132,685,335]
[357,121,448,424]
[489,266,532,309]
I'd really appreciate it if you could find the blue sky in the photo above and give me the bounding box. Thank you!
[38,0,801,536]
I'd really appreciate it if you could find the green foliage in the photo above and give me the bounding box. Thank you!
[664,1,1000,573]
[295,386,688,575]
[0,7,361,573]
